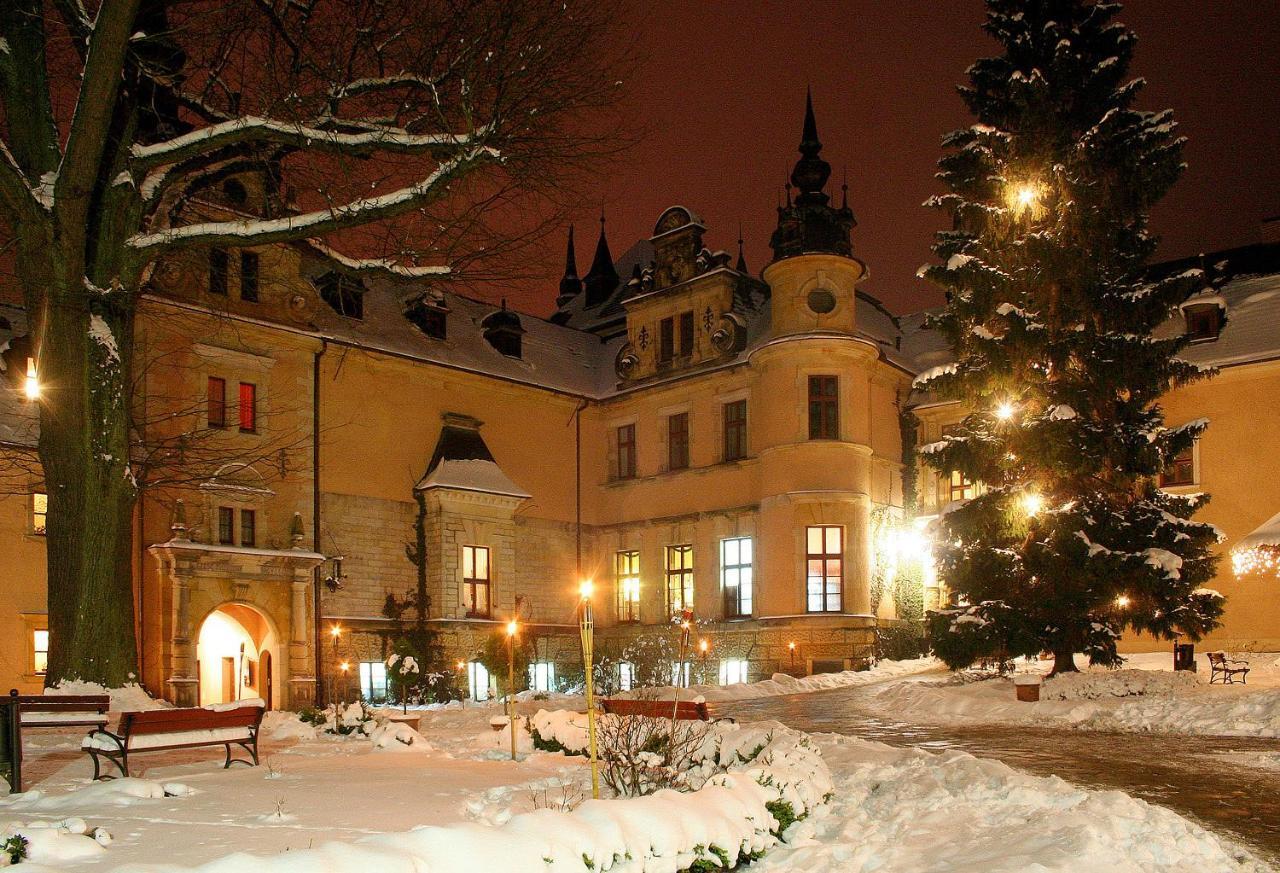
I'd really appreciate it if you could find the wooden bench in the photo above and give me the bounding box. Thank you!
[600,698,709,721]
[3,690,111,793]
[82,700,264,780]
[1207,651,1250,685]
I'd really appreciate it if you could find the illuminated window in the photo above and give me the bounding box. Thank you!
[723,399,747,461]
[668,412,689,471]
[617,662,635,692]
[359,661,388,702]
[207,376,226,428]
[669,661,691,687]
[721,537,753,618]
[942,424,978,501]
[808,376,839,439]
[238,382,257,433]
[616,424,636,479]
[31,492,47,536]
[528,662,556,692]
[665,544,694,616]
[1160,445,1196,487]
[463,545,491,618]
[33,629,49,675]
[616,550,640,623]
[467,661,491,701]
[806,525,843,613]
[719,658,748,685]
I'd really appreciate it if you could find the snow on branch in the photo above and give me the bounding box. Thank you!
[305,239,452,279]
[130,115,494,168]
[127,145,499,252]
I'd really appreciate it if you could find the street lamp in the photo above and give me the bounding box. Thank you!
[1020,491,1044,517]
[506,618,518,762]
[578,580,600,799]
[788,640,797,670]
[671,610,694,727]
[23,358,40,400]
[329,625,343,705]
[994,400,1016,421]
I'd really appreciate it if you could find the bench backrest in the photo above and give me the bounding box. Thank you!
[1207,651,1226,664]
[14,694,110,714]
[600,698,709,721]
[120,704,263,736]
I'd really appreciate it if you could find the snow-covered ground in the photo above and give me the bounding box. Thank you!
[858,652,1280,738]
[1,691,1271,872]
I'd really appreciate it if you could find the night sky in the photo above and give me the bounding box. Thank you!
[529,0,1278,317]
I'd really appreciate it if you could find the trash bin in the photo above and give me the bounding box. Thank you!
[1174,643,1197,672]
[1013,674,1042,702]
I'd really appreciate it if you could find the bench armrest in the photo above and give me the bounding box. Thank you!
[82,727,127,754]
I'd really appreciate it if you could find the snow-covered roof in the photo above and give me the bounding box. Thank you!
[553,238,655,338]
[1235,510,1280,553]
[416,458,531,499]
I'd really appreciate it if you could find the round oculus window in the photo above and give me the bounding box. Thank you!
[807,289,837,314]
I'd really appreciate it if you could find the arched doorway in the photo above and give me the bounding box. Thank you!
[196,604,279,709]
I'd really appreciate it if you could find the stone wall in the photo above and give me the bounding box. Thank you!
[319,492,418,620]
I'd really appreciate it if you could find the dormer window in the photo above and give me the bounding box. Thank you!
[1183,304,1222,342]
[314,271,365,320]
[480,301,524,358]
[406,297,448,340]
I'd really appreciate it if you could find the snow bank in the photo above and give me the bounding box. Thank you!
[1041,669,1197,701]
[619,657,940,703]
[43,681,165,713]
[1,818,110,865]
[1084,689,1280,737]
[760,735,1266,873]
[0,777,194,812]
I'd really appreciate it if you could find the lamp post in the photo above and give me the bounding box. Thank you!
[329,625,342,705]
[671,610,693,727]
[788,640,797,671]
[578,580,600,799]
[506,619,518,762]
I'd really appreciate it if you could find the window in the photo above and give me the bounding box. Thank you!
[616,424,637,479]
[359,661,388,702]
[1184,305,1222,342]
[529,662,556,693]
[217,506,235,545]
[240,251,259,302]
[668,412,689,471]
[723,399,747,461]
[209,248,229,296]
[942,425,977,501]
[467,661,491,701]
[33,629,49,675]
[808,375,839,439]
[315,271,365,319]
[240,509,256,548]
[806,525,843,613]
[669,661,691,687]
[719,658,748,686]
[31,492,47,536]
[678,310,694,357]
[406,300,447,339]
[617,662,635,692]
[207,376,226,428]
[658,317,675,364]
[616,550,640,623]
[238,382,256,433]
[665,544,694,616]
[462,545,491,618]
[721,537,753,618]
[1160,445,1196,487]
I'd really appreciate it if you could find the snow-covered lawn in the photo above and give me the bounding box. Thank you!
[2,692,1271,872]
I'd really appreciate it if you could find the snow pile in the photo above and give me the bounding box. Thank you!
[1041,669,1197,701]
[619,657,940,703]
[43,681,165,713]
[1,817,112,865]
[263,704,429,749]
[760,736,1267,873]
[367,720,431,751]
[262,709,319,741]
[0,777,194,811]
[529,708,588,752]
[1084,688,1280,737]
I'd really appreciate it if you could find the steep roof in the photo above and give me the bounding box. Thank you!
[415,417,530,499]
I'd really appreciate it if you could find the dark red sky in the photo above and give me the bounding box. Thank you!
[525,0,1279,317]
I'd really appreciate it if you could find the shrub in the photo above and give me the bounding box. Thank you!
[3,834,29,865]
[876,622,929,661]
[765,799,798,837]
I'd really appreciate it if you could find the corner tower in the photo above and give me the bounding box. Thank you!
[763,90,866,338]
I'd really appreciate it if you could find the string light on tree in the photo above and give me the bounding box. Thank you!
[1019,491,1044,518]
[1115,595,1131,609]
[1008,181,1040,213]
[994,400,1016,421]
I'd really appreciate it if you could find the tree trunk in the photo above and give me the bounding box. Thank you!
[1049,644,1078,677]
[39,275,139,688]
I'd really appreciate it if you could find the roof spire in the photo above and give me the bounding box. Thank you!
[790,88,831,206]
[583,211,619,308]
[736,222,748,273]
[556,224,582,308]
[841,166,849,210]
[801,86,821,154]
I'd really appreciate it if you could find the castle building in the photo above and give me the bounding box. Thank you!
[1,99,1278,706]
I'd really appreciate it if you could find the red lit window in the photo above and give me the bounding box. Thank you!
[238,383,256,433]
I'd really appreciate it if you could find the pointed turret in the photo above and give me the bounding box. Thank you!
[583,214,620,308]
[769,90,855,262]
[556,224,583,308]
[736,225,749,274]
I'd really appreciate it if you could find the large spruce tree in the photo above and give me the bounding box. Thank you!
[917,0,1225,674]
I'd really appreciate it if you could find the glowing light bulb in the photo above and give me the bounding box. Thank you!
[330,625,342,638]
[994,401,1016,421]
[1016,185,1037,208]
[1115,595,1131,608]
[1020,492,1044,517]
[788,641,796,651]
[456,660,466,671]
[579,579,594,600]
[23,358,39,400]
[506,619,518,637]
[698,639,709,654]
[339,661,350,672]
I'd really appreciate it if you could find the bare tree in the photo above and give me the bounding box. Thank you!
[0,0,632,685]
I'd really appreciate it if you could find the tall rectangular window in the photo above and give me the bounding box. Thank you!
[209,248,229,295]
[665,544,694,616]
[32,629,49,675]
[808,376,839,439]
[668,412,689,471]
[806,525,843,613]
[462,545,491,618]
[238,382,257,433]
[678,310,695,357]
[658,317,675,364]
[719,659,748,686]
[31,492,47,536]
[217,506,235,545]
[941,425,977,501]
[240,509,256,548]
[616,424,636,479]
[529,662,556,693]
[616,550,640,623]
[240,251,260,302]
[207,376,226,428]
[721,536,753,618]
[617,662,634,692]
[359,661,388,702]
[1160,445,1196,487]
[723,399,747,461]
[467,661,491,701]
